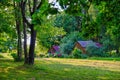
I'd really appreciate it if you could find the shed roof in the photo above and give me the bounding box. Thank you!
[52,45,60,51]
[77,41,102,48]
[95,42,102,48]
[78,41,93,48]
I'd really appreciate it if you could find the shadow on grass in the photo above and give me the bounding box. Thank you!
[0,58,14,62]
[0,58,120,80]
[36,59,120,80]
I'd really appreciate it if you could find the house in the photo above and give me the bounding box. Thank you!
[48,45,60,55]
[74,40,102,53]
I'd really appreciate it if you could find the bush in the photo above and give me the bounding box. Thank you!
[60,41,74,55]
[11,53,23,62]
[80,54,88,59]
[60,31,82,55]
[0,54,4,58]
[39,53,46,58]
[72,48,88,59]
[86,44,105,57]
[100,36,116,57]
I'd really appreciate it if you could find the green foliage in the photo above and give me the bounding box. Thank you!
[0,1,15,34]
[72,48,88,59]
[11,53,18,61]
[94,0,120,55]
[37,16,66,48]
[0,33,17,53]
[72,48,82,58]
[58,0,89,16]
[0,54,4,58]
[11,53,23,62]
[39,53,46,58]
[54,14,80,33]
[60,31,82,55]
[100,35,120,57]
[86,43,105,57]
[0,0,17,53]
[60,40,73,55]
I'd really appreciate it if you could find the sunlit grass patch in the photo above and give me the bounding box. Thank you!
[88,57,120,61]
[0,58,120,80]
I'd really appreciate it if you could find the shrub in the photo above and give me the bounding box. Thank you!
[100,36,116,57]
[80,54,88,59]
[60,31,82,55]
[86,44,105,57]
[72,48,88,59]
[11,53,23,62]
[39,53,46,58]
[0,54,4,58]
[72,48,82,58]
[60,41,74,55]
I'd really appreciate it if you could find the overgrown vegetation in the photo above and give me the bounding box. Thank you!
[60,32,81,55]
[72,48,88,59]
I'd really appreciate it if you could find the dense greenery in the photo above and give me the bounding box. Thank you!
[54,14,80,33]
[60,31,81,55]
[0,0,120,64]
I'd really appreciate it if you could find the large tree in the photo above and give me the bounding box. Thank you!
[19,0,44,64]
[13,0,23,61]
[54,14,80,33]
[93,0,120,55]
[19,0,58,64]
[57,0,93,36]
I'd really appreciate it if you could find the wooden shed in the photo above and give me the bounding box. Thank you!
[48,45,60,55]
[74,41,102,53]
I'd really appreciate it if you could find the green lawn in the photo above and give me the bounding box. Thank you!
[0,58,120,80]
[88,57,120,61]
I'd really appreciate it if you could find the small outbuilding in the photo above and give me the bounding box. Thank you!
[48,45,60,55]
[74,40,102,53]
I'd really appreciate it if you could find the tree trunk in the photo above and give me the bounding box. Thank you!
[116,46,120,56]
[14,1,22,61]
[23,21,28,64]
[20,0,42,65]
[28,25,37,65]
[16,22,22,61]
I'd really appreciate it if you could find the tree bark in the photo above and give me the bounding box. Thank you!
[116,46,120,56]
[16,21,22,61]
[20,0,42,65]
[20,0,29,64]
[23,21,28,64]
[28,25,37,65]
[14,1,22,61]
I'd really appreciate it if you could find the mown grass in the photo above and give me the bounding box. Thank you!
[88,57,120,61]
[0,58,120,80]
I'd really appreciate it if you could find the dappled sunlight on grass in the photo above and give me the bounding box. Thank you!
[0,58,120,80]
[34,58,120,80]
[97,76,109,80]
[44,58,120,72]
